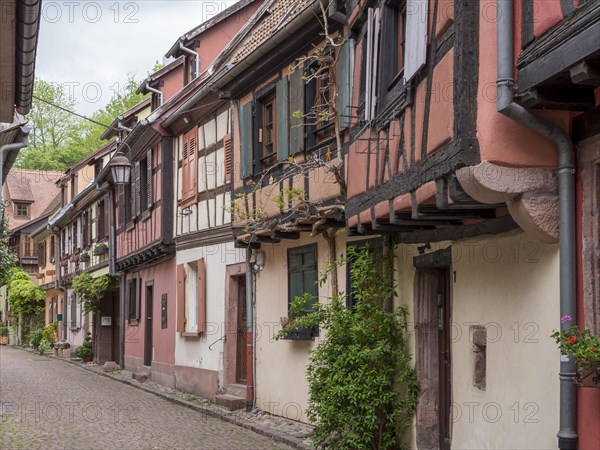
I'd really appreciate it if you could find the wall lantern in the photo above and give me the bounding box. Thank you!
[109,155,132,185]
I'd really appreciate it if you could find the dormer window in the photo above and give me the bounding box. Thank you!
[14,202,29,218]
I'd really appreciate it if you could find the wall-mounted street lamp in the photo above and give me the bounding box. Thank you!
[109,155,132,185]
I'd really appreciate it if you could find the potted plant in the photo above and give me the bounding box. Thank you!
[0,323,9,345]
[93,243,108,256]
[552,315,600,387]
[75,332,93,362]
[79,252,90,263]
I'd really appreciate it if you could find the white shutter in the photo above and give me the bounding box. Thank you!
[365,8,380,121]
[404,0,428,82]
[76,297,81,328]
[77,219,82,249]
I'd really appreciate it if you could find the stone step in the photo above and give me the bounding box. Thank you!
[215,394,246,411]
[132,371,150,383]
[225,383,247,398]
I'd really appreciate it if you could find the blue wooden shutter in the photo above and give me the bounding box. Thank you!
[289,69,305,155]
[276,76,289,160]
[239,102,253,179]
[336,39,352,129]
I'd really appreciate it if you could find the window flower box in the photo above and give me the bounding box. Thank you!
[93,244,108,256]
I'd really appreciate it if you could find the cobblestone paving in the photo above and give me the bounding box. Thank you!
[0,346,293,449]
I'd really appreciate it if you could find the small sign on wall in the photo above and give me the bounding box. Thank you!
[101,316,112,326]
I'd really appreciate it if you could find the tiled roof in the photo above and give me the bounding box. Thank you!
[230,0,313,64]
[2,169,62,232]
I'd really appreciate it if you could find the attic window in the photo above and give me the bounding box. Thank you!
[14,203,29,217]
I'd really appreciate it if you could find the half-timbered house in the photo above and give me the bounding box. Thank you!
[103,0,263,392]
[343,0,599,448]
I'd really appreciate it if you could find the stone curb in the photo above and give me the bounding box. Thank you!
[14,347,311,450]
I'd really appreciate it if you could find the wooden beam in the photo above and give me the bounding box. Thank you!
[271,230,300,240]
[570,61,600,86]
[520,87,596,111]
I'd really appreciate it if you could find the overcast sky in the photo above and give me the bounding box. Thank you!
[36,1,237,115]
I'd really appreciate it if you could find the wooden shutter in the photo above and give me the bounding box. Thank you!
[182,137,189,200]
[197,258,206,333]
[404,0,428,82]
[146,148,153,209]
[336,39,352,129]
[276,76,289,160]
[135,275,141,321]
[182,127,198,203]
[127,279,133,320]
[133,161,141,218]
[304,72,317,149]
[239,102,254,179]
[176,264,186,332]
[70,295,76,328]
[223,133,232,182]
[289,69,305,155]
[118,186,125,227]
[189,131,197,198]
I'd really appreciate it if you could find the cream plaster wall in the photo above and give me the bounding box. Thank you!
[253,233,366,422]
[395,230,560,449]
[174,242,245,390]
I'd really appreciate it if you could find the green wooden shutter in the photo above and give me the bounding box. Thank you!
[336,39,351,130]
[276,76,289,160]
[289,69,305,155]
[239,102,254,179]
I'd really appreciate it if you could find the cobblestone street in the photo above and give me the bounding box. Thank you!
[0,347,292,449]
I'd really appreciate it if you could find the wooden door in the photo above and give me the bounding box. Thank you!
[144,284,153,367]
[236,276,247,384]
[414,267,452,450]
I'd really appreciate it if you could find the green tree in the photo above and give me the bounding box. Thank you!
[278,246,419,450]
[16,79,81,171]
[72,273,114,314]
[67,74,147,159]
[17,75,148,171]
[6,267,45,317]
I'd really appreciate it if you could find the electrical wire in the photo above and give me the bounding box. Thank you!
[32,94,112,129]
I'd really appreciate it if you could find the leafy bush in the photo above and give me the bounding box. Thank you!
[28,328,44,350]
[278,246,418,450]
[28,321,58,354]
[72,274,114,314]
[74,333,93,358]
[6,268,45,317]
[0,323,9,337]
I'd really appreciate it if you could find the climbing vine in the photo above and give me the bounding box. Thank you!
[72,274,114,314]
[6,267,45,318]
[277,245,419,449]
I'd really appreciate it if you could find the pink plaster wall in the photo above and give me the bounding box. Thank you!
[532,0,563,38]
[124,257,177,366]
[161,68,184,103]
[476,1,569,168]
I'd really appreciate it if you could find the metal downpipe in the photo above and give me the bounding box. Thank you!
[496,1,577,448]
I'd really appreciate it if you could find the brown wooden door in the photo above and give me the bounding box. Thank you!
[144,284,153,367]
[414,267,452,450]
[236,276,247,384]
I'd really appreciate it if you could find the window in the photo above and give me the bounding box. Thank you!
[260,93,277,169]
[345,239,383,309]
[82,211,89,248]
[380,0,407,95]
[181,127,198,206]
[14,203,29,217]
[286,245,319,339]
[37,242,46,267]
[314,69,334,142]
[94,159,104,179]
[364,7,381,121]
[49,236,55,262]
[139,149,153,213]
[176,259,206,335]
[72,222,78,252]
[127,275,141,323]
[70,173,78,199]
[22,234,35,258]
[97,200,107,240]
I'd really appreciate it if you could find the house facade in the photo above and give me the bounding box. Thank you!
[104,0,263,392]
[48,141,119,361]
